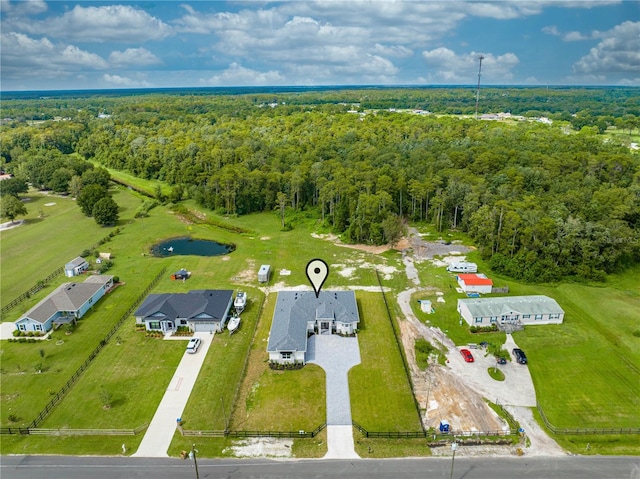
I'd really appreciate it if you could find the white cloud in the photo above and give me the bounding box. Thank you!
[16,5,172,43]
[103,73,151,87]
[563,31,589,42]
[573,21,640,75]
[1,32,107,79]
[0,0,47,16]
[202,62,285,86]
[372,43,413,58]
[109,48,162,67]
[542,25,561,36]
[422,48,519,84]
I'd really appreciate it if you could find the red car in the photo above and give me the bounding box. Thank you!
[460,348,474,362]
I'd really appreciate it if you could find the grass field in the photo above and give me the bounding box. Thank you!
[350,293,423,431]
[1,185,638,456]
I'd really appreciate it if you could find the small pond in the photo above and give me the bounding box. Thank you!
[150,237,234,257]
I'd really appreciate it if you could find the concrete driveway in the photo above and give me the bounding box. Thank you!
[133,332,213,457]
[306,334,361,459]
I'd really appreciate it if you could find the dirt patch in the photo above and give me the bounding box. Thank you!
[232,259,257,284]
[224,437,293,458]
[398,319,507,433]
[311,232,392,254]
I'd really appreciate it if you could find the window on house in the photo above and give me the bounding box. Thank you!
[148,321,160,330]
[88,298,93,304]
[475,317,483,324]
[549,313,560,320]
[18,324,26,331]
[535,314,543,320]
[522,314,530,319]
[490,317,497,323]
[281,352,292,360]
[34,324,42,331]
[180,320,187,325]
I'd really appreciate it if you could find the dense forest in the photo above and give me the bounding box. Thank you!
[1,87,639,282]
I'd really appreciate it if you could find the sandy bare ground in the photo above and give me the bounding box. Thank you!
[395,230,565,457]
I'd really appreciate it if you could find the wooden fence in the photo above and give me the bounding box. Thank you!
[20,267,167,431]
[537,404,640,435]
[352,421,514,442]
[1,425,147,436]
[181,423,326,439]
[374,269,426,435]
[0,267,64,316]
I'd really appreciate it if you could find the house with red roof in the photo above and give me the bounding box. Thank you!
[457,273,493,294]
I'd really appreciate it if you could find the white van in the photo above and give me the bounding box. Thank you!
[446,261,478,273]
[186,337,201,354]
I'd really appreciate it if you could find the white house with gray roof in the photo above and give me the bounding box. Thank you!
[64,256,90,277]
[15,275,114,333]
[267,291,360,365]
[457,295,564,328]
[134,290,233,334]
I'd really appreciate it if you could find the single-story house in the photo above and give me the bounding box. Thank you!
[15,275,114,333]
[64,256,90,277]
[457,273,493,294]
[457,295,564,328]
[134,290,233,334]
[267,290,360,365]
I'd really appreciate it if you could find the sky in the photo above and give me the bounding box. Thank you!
[1,0,639,91]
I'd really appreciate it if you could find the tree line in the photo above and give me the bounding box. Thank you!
[1,88,638,281]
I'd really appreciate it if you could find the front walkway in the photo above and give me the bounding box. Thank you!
[133,332,213,457]
[306,334,361,459]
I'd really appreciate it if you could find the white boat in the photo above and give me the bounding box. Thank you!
[227,314,241,333]
[234,291,247,313]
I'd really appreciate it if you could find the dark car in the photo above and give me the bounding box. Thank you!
[496,356,507,365]
[512,348,527,364]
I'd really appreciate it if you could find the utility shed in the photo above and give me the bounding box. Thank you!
[258,265,271,283]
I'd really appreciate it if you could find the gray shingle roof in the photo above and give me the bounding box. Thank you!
[134,290,233,322]
[21,275,113,323]
[458,295,564,318]
[65,256,88,269]
[267,290,359,353]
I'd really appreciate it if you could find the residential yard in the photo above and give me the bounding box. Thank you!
[178,287,265,431]
[226,292,327,433]
[1,186,639,456]
[349,293,423,431]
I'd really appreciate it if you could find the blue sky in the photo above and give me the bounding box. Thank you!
[1,0,638,91]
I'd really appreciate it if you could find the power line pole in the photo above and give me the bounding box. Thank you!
[475,55,484,119]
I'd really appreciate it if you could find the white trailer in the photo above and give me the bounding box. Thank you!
[258,264,271,283]
[446,261,478,273]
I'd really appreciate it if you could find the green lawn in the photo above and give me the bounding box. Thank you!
[37,320,185,429]
[227,292,327,433]
[2,186,639,456]
[350,292,423,431]
[513,282,640,429]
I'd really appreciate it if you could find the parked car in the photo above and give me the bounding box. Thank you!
[186,337,201,354]
[512,348,527,364]
[460,348,474,362]
[495,356,507,365]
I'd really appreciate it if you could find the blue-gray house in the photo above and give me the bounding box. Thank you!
[15,275,114,334]
[267,291,360,365]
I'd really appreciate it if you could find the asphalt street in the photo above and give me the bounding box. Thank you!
[1,455,638,479]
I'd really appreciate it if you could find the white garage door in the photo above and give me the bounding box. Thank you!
[193,321,218,333]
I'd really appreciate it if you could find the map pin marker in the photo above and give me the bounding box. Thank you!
[306,259,329,298]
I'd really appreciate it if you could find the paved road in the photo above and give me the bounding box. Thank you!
[2,455,638,479]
